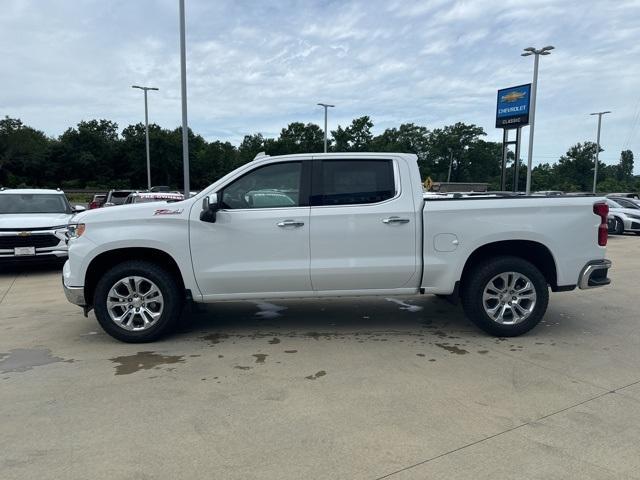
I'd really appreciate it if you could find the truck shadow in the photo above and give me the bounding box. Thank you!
[0,259,65,276]
[177,295,478,342]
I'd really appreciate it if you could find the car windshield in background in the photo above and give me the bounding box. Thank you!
[134,196,180,203]
[109,192,134,204]
[0,194,70,214]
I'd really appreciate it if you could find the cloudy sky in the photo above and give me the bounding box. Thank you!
[1,0,639,170]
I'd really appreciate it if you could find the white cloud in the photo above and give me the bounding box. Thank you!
[0,0,639,171]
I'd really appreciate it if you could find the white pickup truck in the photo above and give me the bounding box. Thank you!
[62,153,612,342]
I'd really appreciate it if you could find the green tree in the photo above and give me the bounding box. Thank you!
[267,122,324,155]
[554,142,601,192]
[616,150,634,183]
[330,116,373,152]
[0,117,52,187]
[426,123,487,182]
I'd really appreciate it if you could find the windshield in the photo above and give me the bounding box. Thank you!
[607,199,622,208]
[108,191,134,205]
[0,194,71,214]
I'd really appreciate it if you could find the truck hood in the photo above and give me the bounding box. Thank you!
[0,213,72,230]
[73,200,191,223]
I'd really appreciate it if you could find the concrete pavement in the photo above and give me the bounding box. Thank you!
[1,235,639,479]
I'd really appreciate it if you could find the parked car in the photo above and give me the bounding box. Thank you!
[606,198,640,235]
[63,152,611,342]
[534,190,565,196]
[104,190,137,207]
[123,192,184,204]
[89,194,106,210]
[607,196,640,210]
[0,189,84,262]
[606,192,639,199]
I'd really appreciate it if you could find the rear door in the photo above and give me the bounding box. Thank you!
[309,157,418,291]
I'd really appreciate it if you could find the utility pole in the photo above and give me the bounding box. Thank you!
[521,45,554,194]
[179,0,190,197]
[447,149,454,183]
[131,85,159,190]
[590,111,611,193]
[317,103,335,153]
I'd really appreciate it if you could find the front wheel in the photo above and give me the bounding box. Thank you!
[93,260,183,342]
[613,217,624,235]
[461,256,549,337]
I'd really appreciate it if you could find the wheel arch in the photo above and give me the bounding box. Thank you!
[460,240,559,292]
[84,247,186,307]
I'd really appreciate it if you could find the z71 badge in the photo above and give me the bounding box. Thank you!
[154,208,184,216]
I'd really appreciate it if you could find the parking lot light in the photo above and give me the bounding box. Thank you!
[317,103,335,153]
[521,45,554,195]
[131,85,159,190]
[590,111,612,194]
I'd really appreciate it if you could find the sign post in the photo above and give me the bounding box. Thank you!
[496,84,531,192]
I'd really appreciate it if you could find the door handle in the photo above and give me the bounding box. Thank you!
[277,220,305,228]
[382,216,410,224]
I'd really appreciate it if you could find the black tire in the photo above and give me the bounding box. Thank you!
[461,256,549,337]
[614,217,624,235]
[93,260,183,343]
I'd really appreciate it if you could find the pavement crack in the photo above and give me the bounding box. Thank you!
[372,389,619,480]
[0,274,19,306]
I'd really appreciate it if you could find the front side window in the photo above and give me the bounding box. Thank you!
[221,162,302,209]
[315,160,395,206]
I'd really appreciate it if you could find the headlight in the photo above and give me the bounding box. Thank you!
[67,223,86,239]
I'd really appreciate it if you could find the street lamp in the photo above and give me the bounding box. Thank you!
[447,149,454,183]
[521,45,554,194]
[317,103,335,153]
[590,111,611,193]
[179,0,189,197]
[131,85,159,190]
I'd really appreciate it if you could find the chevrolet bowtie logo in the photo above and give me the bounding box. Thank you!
[17,231,31,237]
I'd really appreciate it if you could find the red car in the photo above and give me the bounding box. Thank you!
[88,194,106,210]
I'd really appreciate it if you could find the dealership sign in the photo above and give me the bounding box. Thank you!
[496,84,531,129]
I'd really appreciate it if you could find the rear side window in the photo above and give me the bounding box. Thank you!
[314,160,395,206]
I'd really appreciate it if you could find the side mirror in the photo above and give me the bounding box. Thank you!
[73,205,86,213]
[200,193,219,223]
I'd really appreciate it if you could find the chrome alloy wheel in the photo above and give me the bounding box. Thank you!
[482,272,537,325]
[106,276,164,331]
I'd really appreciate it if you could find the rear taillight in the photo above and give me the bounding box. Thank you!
[593,202,609,246]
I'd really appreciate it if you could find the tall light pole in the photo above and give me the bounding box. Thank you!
[447,149,454,183]
[317,103,334,153]
[179,0,190,197]
[521,45,554,194]
[131,85,159,190]
[590,111,611,194]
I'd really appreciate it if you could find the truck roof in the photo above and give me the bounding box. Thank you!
[252,152,418,162]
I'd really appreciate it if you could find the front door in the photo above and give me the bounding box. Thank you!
[190,160,312,297]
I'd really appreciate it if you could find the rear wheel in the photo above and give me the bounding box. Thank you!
[461,256,549,337]
[93,260,183,342]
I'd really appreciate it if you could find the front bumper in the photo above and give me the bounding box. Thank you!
[578,259,612,289]
[62,261,86,306]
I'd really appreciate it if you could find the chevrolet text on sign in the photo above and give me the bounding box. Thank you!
[496,83,531,129]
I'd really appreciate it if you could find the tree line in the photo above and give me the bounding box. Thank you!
[0,115,636,193]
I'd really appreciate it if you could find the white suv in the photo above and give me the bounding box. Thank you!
[0,189,84,262]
